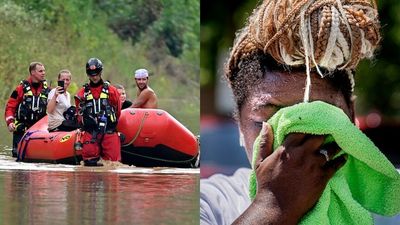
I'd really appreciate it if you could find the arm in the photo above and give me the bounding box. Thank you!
[47,87,63,114]
[111,87,121,119]
[74,89,84,125]
[4,86,23,132]
[233,123,347,225]
[131,90,151,108]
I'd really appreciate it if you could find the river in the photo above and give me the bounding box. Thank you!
[0,122,199,225]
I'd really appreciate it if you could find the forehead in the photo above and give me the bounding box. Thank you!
[60,72,71,78]
[245,71,346,110]
[35,65,45,71]
[248,71,304,106]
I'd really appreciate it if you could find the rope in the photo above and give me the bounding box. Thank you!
[122,111,149,147]
[121,111,200,167]
[16,130,43,162]
[121,148,198,165]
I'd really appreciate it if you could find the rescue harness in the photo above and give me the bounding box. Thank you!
[79,82,117,134]
[15,80,49,131]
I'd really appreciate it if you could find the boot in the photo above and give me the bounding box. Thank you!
[12,149,17,158]
[84,158,103,167]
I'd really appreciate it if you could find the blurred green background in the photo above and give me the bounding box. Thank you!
[200,0,400,119]
[0,0,199,135]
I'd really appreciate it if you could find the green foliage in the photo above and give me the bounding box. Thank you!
[97,0,200,59]
[0,0,199,134]
[354,0,400,117]
[98,0,163,43]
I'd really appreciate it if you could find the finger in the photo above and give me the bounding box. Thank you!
[323,154,348,179]
[282,133,307,150]
[8,126,15,132]
[254,122,274,170]
[301,135,325,155]
[258,122,274,159]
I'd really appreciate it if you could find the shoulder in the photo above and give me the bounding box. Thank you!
[11,81,28,95]
[108,84,118,93]
[41,80,49,88]
[147,87,156,94]
[200,168,251,225]
[14,84,24,92]
[21,79,30,85]
[48,88,56,98]
[76,87,85,97]
[78,87,85,93]
[15,80,28,89]
[107,85,120,97]
[140,88,155,96]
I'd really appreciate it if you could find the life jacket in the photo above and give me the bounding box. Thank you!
[16,80,49,127]
[80,82,117,132]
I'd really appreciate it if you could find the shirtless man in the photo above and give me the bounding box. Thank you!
[131,68,158,109]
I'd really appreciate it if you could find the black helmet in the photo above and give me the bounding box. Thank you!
[86,58,103,76]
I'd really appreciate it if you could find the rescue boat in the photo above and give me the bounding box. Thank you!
[17,108,199,168]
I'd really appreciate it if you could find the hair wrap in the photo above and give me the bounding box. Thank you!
[135,69,149,79]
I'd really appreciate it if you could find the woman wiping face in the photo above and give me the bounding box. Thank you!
[201,1,385,224]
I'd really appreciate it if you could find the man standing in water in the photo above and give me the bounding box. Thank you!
[75,58,121,166]
[131,68,158,109]
[4,62,49,157]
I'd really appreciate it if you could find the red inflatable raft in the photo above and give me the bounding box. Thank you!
[17,108,199,168]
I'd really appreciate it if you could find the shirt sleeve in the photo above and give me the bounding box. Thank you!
[66,91,71,107]
[200,168,252,225]
[109,86,121,119]
[47,89,56,103]
[4,85,24,125]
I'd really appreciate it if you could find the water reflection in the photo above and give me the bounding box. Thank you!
[0,170,199,225]
[0,121,199,225]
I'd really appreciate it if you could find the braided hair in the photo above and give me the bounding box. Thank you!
[226,0,380,110]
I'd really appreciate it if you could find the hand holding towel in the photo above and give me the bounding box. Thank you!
[249,101,400,224]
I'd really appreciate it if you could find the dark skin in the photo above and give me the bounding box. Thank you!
[233,71,352,225]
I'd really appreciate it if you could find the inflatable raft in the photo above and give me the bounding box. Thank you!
[17,108,199,168]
